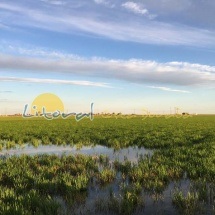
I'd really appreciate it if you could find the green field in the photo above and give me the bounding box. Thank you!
[0,116,214,214]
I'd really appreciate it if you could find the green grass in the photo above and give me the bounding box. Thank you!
[0,115,214,214]
[0,115,214,149]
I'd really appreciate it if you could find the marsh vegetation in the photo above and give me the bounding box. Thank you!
[0,116,214,214]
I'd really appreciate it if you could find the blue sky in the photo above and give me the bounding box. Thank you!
[0,0,215,114]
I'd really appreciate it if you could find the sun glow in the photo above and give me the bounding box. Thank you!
[31,93,64,114]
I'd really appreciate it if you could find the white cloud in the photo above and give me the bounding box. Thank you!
[148,86,191,93]
[0,53,215,87]
[0,2,215,46]
[0,76,111,88]
[122,2,148,15]
[122,2,156,19]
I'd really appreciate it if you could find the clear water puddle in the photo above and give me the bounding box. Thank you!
[0,144,152,163]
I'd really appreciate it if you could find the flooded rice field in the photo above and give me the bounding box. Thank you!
[0,144,152,163]
[1,144,213,215]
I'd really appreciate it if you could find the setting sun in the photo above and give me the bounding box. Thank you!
[31,93,64,114]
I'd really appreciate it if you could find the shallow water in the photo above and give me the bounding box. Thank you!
[61,178,214,215]
[0,144,152,163]
[0,145,214,214]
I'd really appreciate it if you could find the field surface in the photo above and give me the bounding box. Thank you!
[0,116,214,214]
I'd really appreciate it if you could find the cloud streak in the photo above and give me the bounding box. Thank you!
[0,54,215,87]
[148,86,191,93]
[6,45,82,60]
[0,90,13,93]
[0,76,111,88]
[0,2,215,46]
[40,0,66,5]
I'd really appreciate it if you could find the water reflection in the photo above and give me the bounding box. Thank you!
[0,144,152,163]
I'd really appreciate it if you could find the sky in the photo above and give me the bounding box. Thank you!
[0,0,215,114]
